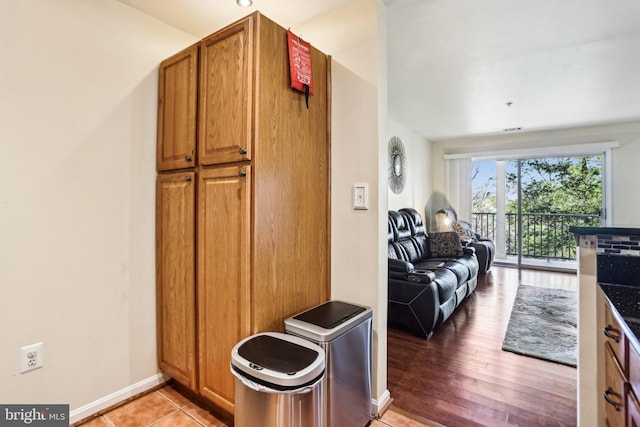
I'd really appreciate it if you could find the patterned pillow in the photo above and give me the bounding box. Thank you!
[452,221,476,240]
[429,231,464,257]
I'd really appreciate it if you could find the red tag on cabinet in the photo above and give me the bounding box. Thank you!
[287,29,314,97]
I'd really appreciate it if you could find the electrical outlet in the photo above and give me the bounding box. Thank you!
[20,342,43,373]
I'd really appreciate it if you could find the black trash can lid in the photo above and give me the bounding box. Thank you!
[285,300,372,342]
[293,301,366,329]
[231,332,325,388]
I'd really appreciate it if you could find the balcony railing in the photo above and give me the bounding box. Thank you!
[471,212,601,261]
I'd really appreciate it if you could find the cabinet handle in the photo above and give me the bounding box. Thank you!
[603,387,621,411]
[603,325,621,343]
[238,170,246,177]
[185,155,193,162]
[184,176,192,182]
[239,147,247,155]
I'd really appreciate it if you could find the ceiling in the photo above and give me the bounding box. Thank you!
[118,0,640,141]
[387,0,640,140]
[117,0,358,40]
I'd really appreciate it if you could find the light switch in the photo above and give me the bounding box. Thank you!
[353,183,368,210]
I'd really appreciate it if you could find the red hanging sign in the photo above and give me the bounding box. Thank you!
[287,29,314,100]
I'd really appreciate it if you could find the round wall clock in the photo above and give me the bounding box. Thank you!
[388,136,407,194]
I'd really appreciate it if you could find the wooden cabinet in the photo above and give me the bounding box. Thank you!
[199,19,252,166]
[602,300,640,427]
[197,165,251,413]
[156,12,330,416]
[604,343,626,427]
[629,390,640,427]
[157,44,198,171]
[155,172,196,390]
[605,303,626,368]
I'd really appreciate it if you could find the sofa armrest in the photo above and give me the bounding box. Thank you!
[389,259,436,283]
[388,258,414,273]
[407,270,436,284]
[388,278,437,303]
[388,278,440,338]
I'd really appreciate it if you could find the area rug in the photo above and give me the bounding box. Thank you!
[501,284,577,367]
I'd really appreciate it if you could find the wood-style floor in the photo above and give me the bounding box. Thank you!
[387,265,577,427]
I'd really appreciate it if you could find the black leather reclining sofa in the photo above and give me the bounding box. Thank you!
[388,208,479,338]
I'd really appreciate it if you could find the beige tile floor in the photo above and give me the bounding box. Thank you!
[75,384,432,427]
[76,386,229,427]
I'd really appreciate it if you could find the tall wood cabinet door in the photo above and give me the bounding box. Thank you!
[157,44,198,171]
[198,165,251,414]
[199,15,253,166]
[156,172,197,390]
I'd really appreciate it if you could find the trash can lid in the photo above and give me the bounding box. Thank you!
[284,300,372,342]
[231,332,325,389]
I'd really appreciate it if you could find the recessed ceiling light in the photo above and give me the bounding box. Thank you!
[237,0,252,6]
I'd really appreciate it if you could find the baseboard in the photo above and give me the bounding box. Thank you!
[69,372,170,424]
[372,389,391,417]
[72,377,389,424]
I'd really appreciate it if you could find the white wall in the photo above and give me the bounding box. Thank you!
[0,0,197,411]
[387,120,432,213]
[293,0,379,88]
[0,0,392,417]
[330,60,388,407]
[295,0,390,409]
[430,121,640,225]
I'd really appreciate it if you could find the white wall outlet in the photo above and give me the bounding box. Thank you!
[20,342,44,373]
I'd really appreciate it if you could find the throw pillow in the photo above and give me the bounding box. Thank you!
[452,221,476,240]
[429,231,464,258]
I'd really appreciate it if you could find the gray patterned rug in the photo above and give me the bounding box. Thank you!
[501,284,577,367]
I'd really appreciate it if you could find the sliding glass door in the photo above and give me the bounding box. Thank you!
[472,154,604,269]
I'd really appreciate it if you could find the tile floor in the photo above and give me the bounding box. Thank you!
[75,383,432,427]
[76,385,229,427]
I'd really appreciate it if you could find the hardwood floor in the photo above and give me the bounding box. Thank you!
[387,266,577,427]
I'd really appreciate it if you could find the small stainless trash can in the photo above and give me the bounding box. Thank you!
[231,332,325,427]
[285,300,373,427]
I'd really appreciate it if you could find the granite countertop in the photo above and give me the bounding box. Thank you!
[570,226,640,236]
[600,283,640,353]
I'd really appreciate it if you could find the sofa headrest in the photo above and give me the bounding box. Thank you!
[399,208,426,237]
[388,218,395,243]
[388,210,411,240]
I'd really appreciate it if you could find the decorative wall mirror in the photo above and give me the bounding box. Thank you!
[388,136,407,194]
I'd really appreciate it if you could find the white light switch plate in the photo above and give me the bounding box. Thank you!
[353,183,369,210]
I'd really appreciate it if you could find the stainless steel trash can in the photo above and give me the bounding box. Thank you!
[231,332,325,427]
[285,300,373,427]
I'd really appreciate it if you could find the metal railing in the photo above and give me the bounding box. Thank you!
[471,212,601,261]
